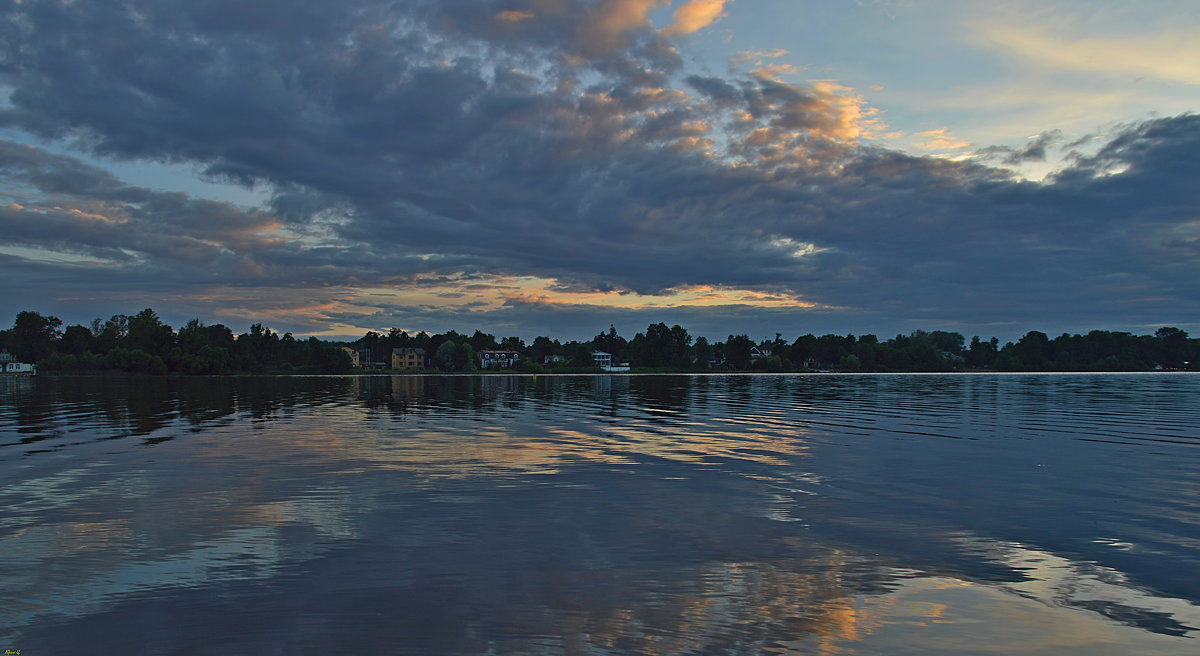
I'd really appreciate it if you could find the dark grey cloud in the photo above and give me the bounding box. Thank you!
[685,75,742,103]
[0,0,1197,339]
[976,130,1062,165]
[0,141,273,268]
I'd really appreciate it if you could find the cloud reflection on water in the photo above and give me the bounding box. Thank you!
[1,374,1198,653]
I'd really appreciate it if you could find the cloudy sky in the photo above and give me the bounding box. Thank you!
[1,0,1197,342]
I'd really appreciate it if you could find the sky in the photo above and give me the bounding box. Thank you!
[1,0,1197,343]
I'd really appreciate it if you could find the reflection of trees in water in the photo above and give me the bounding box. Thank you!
[355,375,397,409]
[360,375,534,416]
[374,375,423,417]
[363,375,645,419]
[1,374,845,453]
[9,373,1196,652]
[0,376,355,451]
[0,374,999,456]
[226,376,353,422]
[1,376,175,448]
[629,375,692,414]
[5,375,676,450]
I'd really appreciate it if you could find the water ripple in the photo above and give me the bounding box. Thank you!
[2,373,1198,653]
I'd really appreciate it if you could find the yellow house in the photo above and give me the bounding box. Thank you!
[391,347,428,369]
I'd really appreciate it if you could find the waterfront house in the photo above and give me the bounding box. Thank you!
[591,351,629,372]
[391,347,429,370]
[479,350,520,369]
[341,346,361,368]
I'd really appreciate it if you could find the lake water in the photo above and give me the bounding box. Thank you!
[1,373,1198,654]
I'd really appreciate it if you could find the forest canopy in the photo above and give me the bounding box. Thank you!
[2,311,1195,374]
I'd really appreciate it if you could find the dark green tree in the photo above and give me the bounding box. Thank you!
[929,331,965,357]
[90,314,130,353]
[236,323,281,371]
[723,334,754,370]
[693,336,713,370]
[59,324,94,355]
[500,336,526,353]
[358,331,383,367]
[13,310,62,361]
[1011,331,1052,370]
[593,325,629,363]
[1155,327,1190,368]
[813,334,851,367]
[853,334,880,370]
[967,336,998,369]
[789,334,818,368]
[469,330,499,353]
[434,340,477,371]
[568,342,594,367]
[630,323,692,368]
[530,336,561,365]
[127,308,175,357]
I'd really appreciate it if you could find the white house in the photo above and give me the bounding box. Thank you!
[591,351,629,372]
[4,362,36,375]
[479,350,520,369]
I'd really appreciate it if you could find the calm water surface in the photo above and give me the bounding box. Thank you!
[1,373,1198,654]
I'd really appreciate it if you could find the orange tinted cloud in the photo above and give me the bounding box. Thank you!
[495,9,535,23]
[661,0,731,36]
[578,0,669,55]
[913,128,971,152]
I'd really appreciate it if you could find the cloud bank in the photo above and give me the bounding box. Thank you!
[0,0,1196,339]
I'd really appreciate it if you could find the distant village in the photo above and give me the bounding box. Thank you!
[1,309,1196,376]
[349,345,630,372]
[347,343,802,373]
[336,322,1195,374]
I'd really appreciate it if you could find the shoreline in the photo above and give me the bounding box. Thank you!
[26,369,1200,378]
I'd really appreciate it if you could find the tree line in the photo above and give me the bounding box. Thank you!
[2,310,1195,374]
[351,322,1196,373]
[1,309,352,374]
